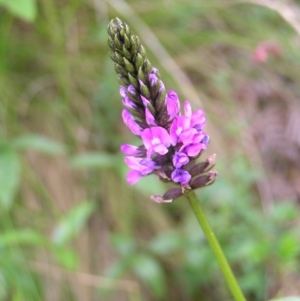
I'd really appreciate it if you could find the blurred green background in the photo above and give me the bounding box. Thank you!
[1,0,300,300]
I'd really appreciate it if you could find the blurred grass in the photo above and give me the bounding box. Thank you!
[1,0,300,300]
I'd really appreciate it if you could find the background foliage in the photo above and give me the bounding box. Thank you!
[0,0,300,300]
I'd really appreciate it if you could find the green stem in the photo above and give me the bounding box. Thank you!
[186,191,247,301]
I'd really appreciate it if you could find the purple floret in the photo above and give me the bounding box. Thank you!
[173,151,189,168]
[166,90,180,121]
[125,156,160,185]
[171,169,191,185]
[119,86,214,198]
[141,126,171,158]
[122,109,143,136]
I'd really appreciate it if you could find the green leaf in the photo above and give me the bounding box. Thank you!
[105,257,132,279]
[52,201,96,245]
[0,149,21,210]
[278,234,300,262]
[53,247,79,270]
[270,203,300,223]
[0,0,37,22]
[110,234,136,256]
[0,229,48,247]
[12,135,66,155]
[132,254,166,298]
[69,153,118,169]
[148,231,183,255]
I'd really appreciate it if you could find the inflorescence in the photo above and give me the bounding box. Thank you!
[107,17,217,202]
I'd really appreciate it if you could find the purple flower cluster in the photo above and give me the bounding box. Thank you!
[107,18,217,202]
[120,69,214,202]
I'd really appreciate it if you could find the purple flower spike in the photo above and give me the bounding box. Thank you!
[141,127,171,157]
[108,18,217,197]
[171,169,191,185]
[122,109,143,136]
[166,90,180,121]
[173,151,189,168]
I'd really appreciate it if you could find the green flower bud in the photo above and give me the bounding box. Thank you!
[155,88,166,111]
[117,74,129,86]
[130,36,140,54]
[135,53,144,69]
[114,34,122,50]
[123,57,135,73]
[109,51,118,63]
[124,34,131,49]
[123,45,132,60]
[137,67,147,83]
[140,81,151,99]
[115,52,124,65]
[128,72,139,89]
[114,64,127,77]
[142,59,152,75]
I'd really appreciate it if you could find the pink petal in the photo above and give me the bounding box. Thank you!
[145,107,157,125]
[185,143,206,157]
[122,109,131,125]
[166,90,180,120]
[124,157,140,170]
[191,132,205,144]
[122,109,142,136]
[121,144,139,155]
[179,128,197,145]
[141,128,153,150]
[191,109,206,128]
[170,117,190,146]
[184,101,192,118]
[126,170,142,185]
[141,95,150,107]
[153,144,168,155]
[153,127,171,147]
[127,119,142,135]
[120,86,127,97]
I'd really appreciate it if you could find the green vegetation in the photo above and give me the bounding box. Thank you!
[1,0,300,300]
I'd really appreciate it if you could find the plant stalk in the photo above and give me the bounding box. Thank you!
[186,191,247,301]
